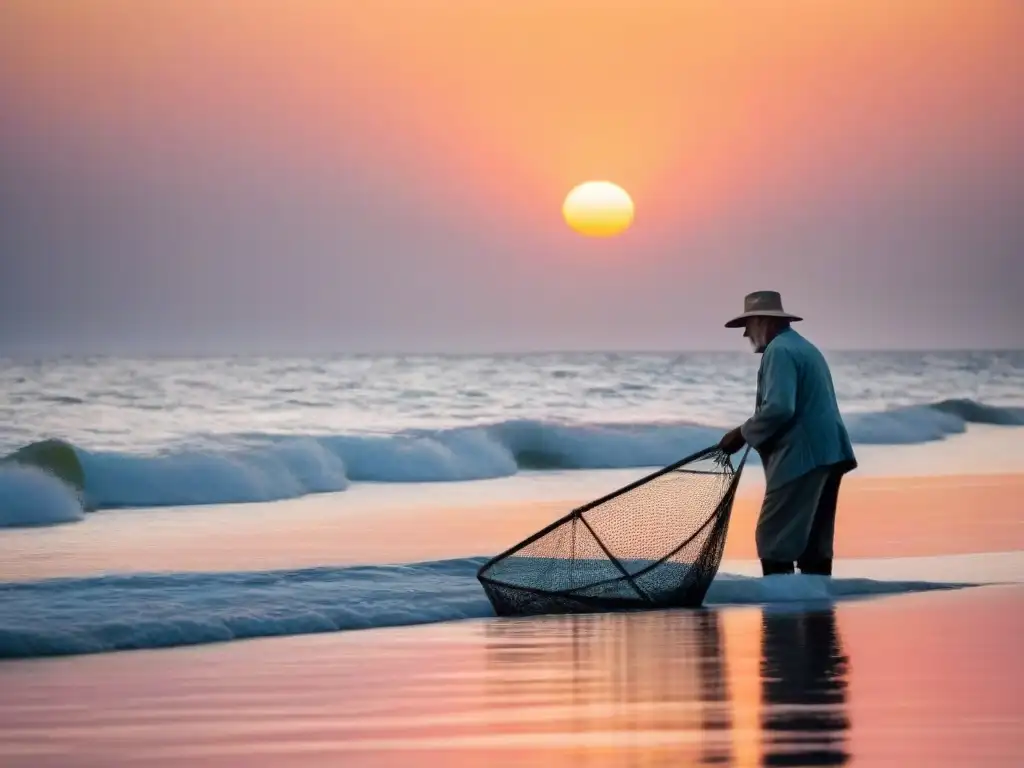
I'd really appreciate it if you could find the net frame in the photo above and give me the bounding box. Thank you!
[477,444,751,617]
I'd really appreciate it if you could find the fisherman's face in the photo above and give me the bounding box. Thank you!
[743,318,771,353]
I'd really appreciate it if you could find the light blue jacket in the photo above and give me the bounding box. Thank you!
[740,328,857,491]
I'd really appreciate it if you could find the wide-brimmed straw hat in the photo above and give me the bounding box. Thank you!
[724,290,803,328]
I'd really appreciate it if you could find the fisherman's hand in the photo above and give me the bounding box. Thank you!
[718,426,746,454]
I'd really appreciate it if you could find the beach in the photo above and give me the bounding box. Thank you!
[3,467,1024,582]
[2,458,1024,766]
[1,351,1023,765]
[1,581,1021,766]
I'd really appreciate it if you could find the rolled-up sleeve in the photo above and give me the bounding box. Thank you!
[740,347,797,450]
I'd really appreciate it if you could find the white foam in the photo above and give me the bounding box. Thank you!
[0,465,84,528]
[708,573,963,606]
[718,551,1024,585]
[79,438,351,508]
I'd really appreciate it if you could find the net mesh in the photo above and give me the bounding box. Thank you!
[477,445,749,617]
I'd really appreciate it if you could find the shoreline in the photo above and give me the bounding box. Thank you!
[1,470,1022,583]
[1,583,1021,766]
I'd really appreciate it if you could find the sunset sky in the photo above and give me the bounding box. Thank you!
[1,1,1021,353]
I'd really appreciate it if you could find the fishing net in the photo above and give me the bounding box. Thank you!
[477,445,750,617]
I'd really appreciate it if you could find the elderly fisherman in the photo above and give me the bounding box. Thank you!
[718,291,858,577]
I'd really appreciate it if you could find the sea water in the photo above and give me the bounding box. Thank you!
[1,350,1022,514]
[1,350,1023,660]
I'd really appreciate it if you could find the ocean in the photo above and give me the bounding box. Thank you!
[1,349,1023,662]
[2,349,1023,516]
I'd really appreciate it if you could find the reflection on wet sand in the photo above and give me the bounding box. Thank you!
[760,608,850,766]
[482,605,850,767]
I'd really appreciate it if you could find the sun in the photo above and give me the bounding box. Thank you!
[562,181,635,237]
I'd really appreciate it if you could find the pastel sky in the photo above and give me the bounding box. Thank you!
[1,1,1022,354]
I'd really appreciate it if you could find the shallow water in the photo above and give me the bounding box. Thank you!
[1,586,1021,767]
[5,551,1006,659]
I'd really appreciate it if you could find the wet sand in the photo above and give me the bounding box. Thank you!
[1,584,1021,767]
[1,470,1023,765]
[2,472,1022,581]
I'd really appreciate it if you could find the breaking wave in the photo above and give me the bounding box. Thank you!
[0,465,84,528]
[0,398,1021,524]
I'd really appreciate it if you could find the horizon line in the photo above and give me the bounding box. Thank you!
[2,345,1023,362]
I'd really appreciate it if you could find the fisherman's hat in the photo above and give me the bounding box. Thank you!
[724,290,804,328]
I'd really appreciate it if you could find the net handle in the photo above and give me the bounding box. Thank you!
[734,444,752,472]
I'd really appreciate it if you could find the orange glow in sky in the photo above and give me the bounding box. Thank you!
[3,1,1020,230]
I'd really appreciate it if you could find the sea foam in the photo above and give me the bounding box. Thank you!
[0,465,84,528]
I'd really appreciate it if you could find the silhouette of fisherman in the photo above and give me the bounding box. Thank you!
[718,291,858,577]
